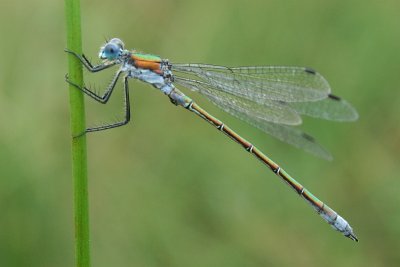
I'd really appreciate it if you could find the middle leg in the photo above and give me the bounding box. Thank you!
[66,70,123,104]
[84,75,131,134]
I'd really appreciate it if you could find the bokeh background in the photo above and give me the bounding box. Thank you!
[1,0,399,266]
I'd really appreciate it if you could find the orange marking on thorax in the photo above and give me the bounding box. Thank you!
[131,54,162,73]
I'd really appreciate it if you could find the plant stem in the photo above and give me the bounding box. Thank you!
[65,0,91,266]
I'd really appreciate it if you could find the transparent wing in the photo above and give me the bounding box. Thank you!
[174,77,332,160]
[172,64,331,103]
[290,95,359,121]
[175,77,302,126]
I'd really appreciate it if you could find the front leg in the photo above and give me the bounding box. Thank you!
[66,70,123,104]
[65,49,116,72]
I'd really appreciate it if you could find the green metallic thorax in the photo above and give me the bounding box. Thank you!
[131,52,162,62]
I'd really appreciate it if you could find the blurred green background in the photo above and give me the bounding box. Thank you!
[1,0,399,266]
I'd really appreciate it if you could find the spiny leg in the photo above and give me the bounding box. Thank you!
[84,75,131,134]
[65,49,117,72]
[66,70,123,104]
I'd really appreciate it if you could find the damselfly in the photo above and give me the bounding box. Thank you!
[65,38,358,241]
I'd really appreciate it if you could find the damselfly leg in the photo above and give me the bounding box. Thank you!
[65,70,123,104]
[65,50,131,135]
[84,75,131,133]
[66,74,131,135]
[65,49,117,72]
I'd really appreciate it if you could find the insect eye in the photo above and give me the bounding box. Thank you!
[103,43,120,59]
[99,38,125,60]
[105,44,116,54]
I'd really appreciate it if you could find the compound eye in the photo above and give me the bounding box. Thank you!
[99,43,122,60]
[99,38,125,60]
[103,43,120,60]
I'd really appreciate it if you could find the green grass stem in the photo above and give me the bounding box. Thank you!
[65,0,91,266]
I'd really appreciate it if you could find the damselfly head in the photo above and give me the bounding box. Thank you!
[99,38,125,61]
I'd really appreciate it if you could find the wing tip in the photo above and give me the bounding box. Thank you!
[300,133,333,161]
